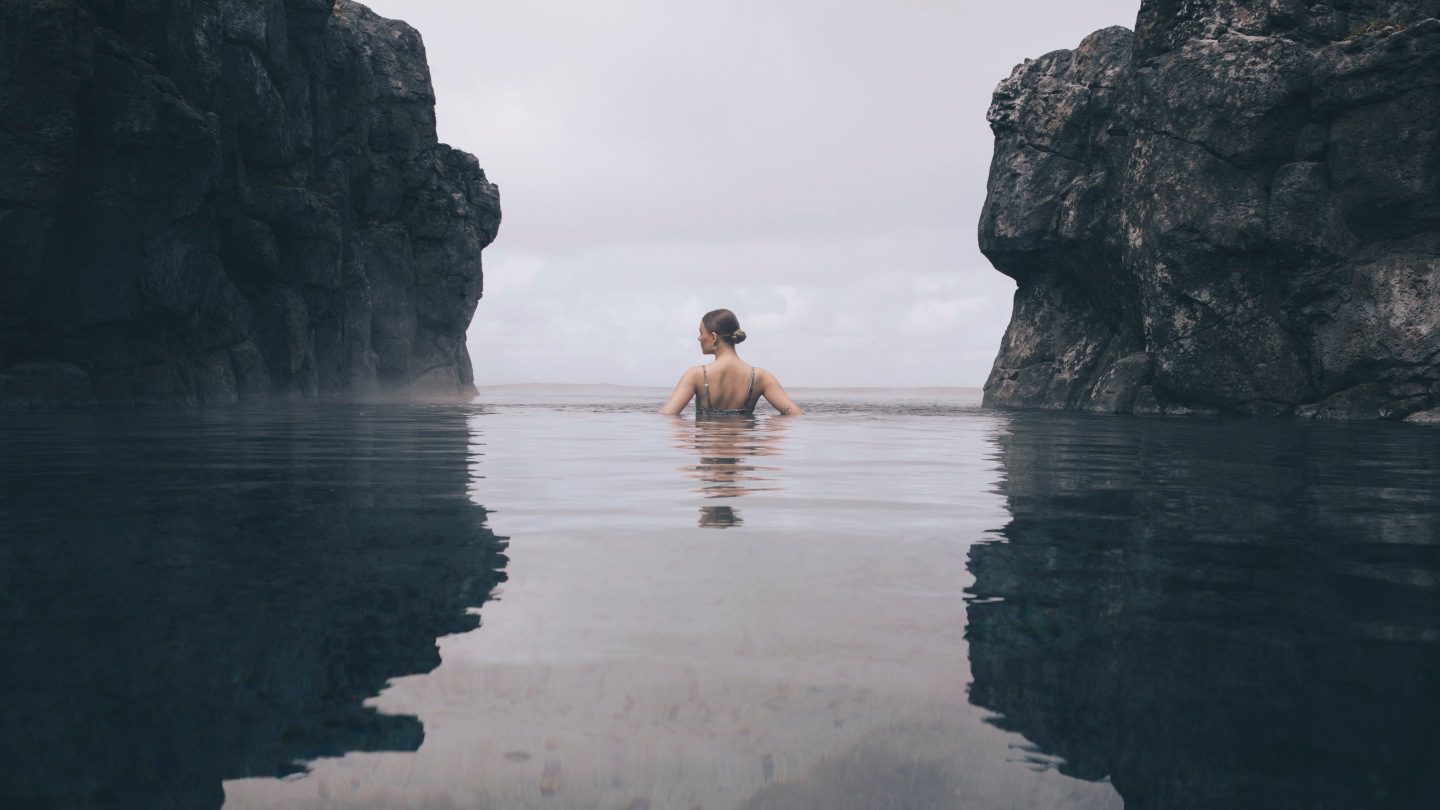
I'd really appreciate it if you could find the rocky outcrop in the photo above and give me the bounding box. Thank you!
[980,1,1440,419]
[0,0,500,405]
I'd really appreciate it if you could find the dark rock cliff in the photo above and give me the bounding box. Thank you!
[980,0,1440,421]
[0,0,500,405]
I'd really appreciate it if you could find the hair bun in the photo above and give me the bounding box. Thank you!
[731,329,746,344]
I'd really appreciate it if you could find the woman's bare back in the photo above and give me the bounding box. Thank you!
[658,311,805,416]
[699,358,759,413]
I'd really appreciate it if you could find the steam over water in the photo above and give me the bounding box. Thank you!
[2,388,1438,808]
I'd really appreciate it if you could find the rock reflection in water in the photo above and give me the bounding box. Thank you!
[671,415,789,528]
[967,413,1440,809]
[0,405,508,810]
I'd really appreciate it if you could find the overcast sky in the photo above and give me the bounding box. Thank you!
[361,0,1141,387]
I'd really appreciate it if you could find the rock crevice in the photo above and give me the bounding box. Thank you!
[0,0,500,405]
[981,1,1440,420]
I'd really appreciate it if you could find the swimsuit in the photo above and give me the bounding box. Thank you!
[701,365,756,415]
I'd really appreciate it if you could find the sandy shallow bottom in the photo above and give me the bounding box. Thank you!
[227,396,1121,809]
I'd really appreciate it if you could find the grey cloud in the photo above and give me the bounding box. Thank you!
[362,0,1141,386]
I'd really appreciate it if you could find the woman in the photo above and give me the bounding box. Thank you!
[659,308,805,416]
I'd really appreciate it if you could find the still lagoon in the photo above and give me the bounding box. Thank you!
[2,387,1437,809]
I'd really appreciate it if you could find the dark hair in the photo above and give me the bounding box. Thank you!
[702,308,746,344]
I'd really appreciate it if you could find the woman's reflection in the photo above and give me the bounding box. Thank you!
[670,415,790,528]
[698,504,744,528]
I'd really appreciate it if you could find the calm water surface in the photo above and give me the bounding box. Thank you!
[2,388,1438,809]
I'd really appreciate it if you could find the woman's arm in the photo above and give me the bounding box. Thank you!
[758,369,804,415]
[659,368,699,414]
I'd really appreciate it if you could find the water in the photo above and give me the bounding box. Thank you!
[1,389,1438,809]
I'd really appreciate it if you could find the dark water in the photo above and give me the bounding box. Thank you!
[0,405,508,809]
[969,413,1440,810]
[1,392,1437,809]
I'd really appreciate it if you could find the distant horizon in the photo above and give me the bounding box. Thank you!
[478,381,980,389]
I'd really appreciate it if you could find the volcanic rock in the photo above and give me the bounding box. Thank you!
[0,0,500,404]
[980,1,1440,418]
